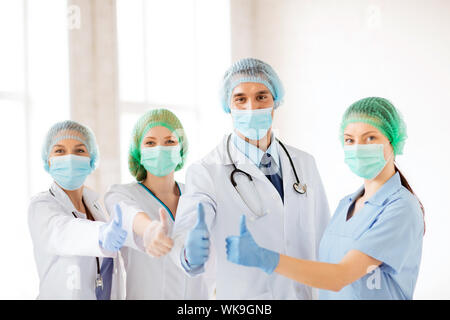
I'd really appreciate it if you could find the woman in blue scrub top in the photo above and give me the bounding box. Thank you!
[225,97,425,300]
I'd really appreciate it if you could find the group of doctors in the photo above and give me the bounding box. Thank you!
[28,58,425,300]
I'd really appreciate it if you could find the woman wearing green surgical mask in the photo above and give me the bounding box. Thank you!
[104,108,212,299]
[226,97,425,300]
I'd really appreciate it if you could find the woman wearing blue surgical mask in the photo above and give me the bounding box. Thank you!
[104,109,212,299]
[28,120,127,300]
[226,97,425,300]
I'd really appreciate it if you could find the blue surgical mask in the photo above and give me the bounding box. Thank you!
[49,154,93,190]
[344,144,392,180]
[140,145,182,177]
[231,107,273,140]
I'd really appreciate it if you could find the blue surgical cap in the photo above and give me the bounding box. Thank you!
[42,120,99,172]
[220,58,285,113]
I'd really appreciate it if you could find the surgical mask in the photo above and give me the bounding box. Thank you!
[49,154,93,190]
[231,107,273,140]
[344,144,393,180]
[140,145,181,177]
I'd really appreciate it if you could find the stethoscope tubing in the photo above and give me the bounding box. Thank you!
[226,134,306,195]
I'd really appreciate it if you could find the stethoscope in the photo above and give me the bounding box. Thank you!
[226,133,307,200]
[49,188,104,290]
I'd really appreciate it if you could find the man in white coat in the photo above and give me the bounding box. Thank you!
[171,58,331,299]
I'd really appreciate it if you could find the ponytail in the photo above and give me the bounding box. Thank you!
[394,164,426,235]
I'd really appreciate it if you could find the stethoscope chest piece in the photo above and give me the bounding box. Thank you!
[226,134,308,218]
[294,182,307,194]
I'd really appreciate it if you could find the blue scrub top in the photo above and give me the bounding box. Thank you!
[318,172,424,300]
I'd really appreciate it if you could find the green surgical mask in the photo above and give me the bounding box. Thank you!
[140,145,181,177]
[344,144,392,180]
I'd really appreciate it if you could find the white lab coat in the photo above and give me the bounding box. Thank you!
[171,135,331,300]
[28,182,126,300]
[104,182,212,299]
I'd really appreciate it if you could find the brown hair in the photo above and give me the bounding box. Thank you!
[394,163,426,235]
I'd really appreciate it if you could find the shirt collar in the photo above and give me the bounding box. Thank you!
[231,132,280,168]
[367,171,402,206]
[347,172,402,206]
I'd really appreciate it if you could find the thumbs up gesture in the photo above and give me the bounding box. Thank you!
[184,203,210,268]
[143,207,174,257]
[99,203,128,252]
[225,215,280,274]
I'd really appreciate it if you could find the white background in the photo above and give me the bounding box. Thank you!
[0,0,449,299]
[253,0,450,299]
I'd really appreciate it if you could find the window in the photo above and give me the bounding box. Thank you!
[0,0,70,298]
[116,0,232,183]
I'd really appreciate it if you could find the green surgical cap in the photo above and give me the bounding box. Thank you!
[340,97,407,155]
[128,108,188,181]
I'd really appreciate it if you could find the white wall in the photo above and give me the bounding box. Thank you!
[231,0,450,299]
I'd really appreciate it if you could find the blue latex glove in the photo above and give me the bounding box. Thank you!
[226,215,280,274]
[184,203,210,268]
[99,204,128,252]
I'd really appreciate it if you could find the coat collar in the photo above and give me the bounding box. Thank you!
[212,134,267,183]
[214,133,294,164]
[49,182,106,222]
[210,134,296,185]
[231,132,281,169]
